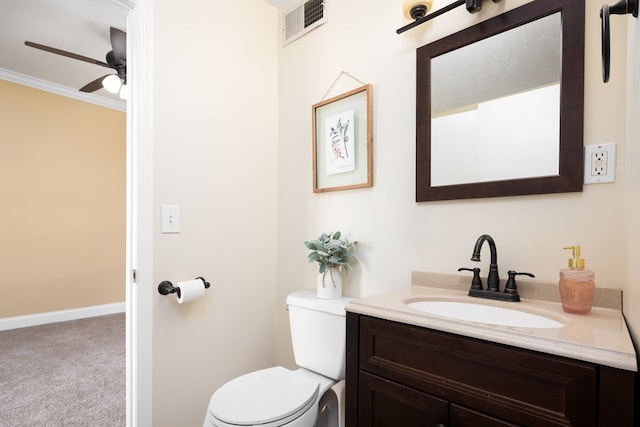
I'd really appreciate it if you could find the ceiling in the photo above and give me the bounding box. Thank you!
[0,0,130,109]
[266,0,290,8]
[0,0,287,110]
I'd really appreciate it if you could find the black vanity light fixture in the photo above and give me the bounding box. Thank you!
[397,0,502,34]
[601,0,638,82]
[404,0,433,20]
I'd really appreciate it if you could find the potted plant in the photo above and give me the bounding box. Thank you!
[304,231,357,299]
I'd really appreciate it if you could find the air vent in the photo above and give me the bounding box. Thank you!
[283,0,326,45]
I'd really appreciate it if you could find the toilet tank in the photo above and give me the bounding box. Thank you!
[286,290,354,380]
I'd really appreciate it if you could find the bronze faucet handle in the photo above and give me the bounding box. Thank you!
[458,267,483,290]
[504,271,535,295]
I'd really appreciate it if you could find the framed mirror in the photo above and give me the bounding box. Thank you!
[416,0,585,201]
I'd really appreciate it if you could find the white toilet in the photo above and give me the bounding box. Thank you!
[203,290,354,427]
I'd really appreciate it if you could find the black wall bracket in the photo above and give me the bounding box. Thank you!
[601,0,638,82]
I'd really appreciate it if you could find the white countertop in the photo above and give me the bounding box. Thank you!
[346,276,637,372]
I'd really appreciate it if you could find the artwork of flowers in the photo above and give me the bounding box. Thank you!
[324,110,355,175]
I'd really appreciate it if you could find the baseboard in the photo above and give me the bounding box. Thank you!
[0,302,126,331]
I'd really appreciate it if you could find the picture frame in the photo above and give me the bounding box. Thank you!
[312,84,372,192]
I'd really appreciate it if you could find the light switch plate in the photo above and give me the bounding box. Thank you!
[584,143,616,184]
[161,204,180,233]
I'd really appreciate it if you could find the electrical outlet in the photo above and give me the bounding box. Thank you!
[584,143,616,184]
[591,150,607,175]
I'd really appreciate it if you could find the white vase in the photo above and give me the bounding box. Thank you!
[317,267,343,299]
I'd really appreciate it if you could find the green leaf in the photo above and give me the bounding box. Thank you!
[305,230,358,275]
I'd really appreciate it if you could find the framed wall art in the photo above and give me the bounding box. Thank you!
[312,84,372,192]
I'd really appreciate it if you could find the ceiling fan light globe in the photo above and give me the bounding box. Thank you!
[102,74,121,93]
[119,84,128,100]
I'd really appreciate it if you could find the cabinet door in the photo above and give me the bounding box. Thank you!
[358,316,597,426]
[359,371,448,427]
[451,404,521,427]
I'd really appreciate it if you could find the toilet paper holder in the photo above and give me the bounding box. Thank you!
[158,277,210,297]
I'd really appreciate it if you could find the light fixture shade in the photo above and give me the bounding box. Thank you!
[102,74,122,93]
[119,84,128,100]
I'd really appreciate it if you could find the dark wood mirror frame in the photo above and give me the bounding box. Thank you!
[416,0,585,202]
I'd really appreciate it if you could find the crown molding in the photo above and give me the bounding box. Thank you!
[108,0,136,11]
[0,68,126,112]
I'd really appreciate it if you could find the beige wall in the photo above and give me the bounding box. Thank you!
[147,0,638,423]
[275,0,635,367]
[0,80,126,318]
[151,1,279,425]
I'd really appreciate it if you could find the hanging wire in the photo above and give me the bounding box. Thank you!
[321,71,367,101]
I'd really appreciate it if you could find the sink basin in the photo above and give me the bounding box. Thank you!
[407,301,564,328]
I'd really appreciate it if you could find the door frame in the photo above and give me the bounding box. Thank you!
[125,0,153,425]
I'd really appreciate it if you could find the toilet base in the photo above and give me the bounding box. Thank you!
[316,380,345,427]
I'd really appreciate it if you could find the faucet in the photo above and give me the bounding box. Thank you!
[459,234,535,302]
[471,234,500,291]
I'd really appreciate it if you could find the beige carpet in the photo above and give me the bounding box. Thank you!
[0,313,125,426]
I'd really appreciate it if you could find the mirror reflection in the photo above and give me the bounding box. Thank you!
[430,13,562,187]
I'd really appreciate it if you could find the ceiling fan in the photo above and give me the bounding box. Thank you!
[25,27,127,98]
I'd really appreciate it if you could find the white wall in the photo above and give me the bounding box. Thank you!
[432,85,560,185]
[624,13,640,339]
[276,0,633,368]
[151,1,279,425]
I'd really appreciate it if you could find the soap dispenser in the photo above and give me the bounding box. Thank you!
[559,245,595,314]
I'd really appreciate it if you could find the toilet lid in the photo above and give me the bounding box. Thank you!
[209,367,319,426]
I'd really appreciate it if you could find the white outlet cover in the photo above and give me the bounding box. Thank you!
[584,143,616,184]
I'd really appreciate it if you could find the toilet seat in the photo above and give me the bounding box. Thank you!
[207,367,319,426]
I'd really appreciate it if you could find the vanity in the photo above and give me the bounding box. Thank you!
[345,272,637,426]
[350,0,638,421]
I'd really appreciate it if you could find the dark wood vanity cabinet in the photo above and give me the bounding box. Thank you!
[345,313,636,427]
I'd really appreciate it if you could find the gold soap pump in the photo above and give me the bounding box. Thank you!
[559,245,595,314]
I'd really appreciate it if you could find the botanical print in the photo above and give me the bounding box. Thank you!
[325,110,355,175]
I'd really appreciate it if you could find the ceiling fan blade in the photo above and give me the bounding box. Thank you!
[110,27,126,61]
[25,41,110,68]
[80,75,112,93]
